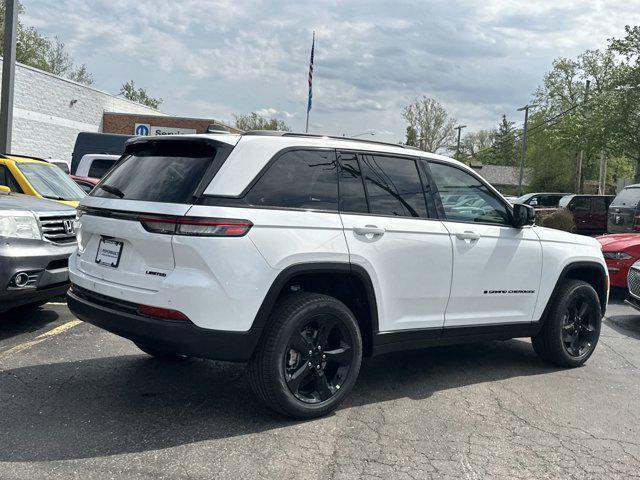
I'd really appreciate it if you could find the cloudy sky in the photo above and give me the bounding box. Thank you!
[22,0,640,142]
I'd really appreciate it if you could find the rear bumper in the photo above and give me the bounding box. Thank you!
[67,286,260,362]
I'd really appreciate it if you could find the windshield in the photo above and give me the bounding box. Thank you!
[17,162,86,201]
[612,187,640,207]
[558,195,574,208]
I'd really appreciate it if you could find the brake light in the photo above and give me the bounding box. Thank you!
[139,216,252,237]
[137,304,190,321]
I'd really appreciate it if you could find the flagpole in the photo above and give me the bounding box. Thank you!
[305,31,315,133]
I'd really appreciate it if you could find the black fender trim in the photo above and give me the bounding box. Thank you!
[539,261,608,323]
[248,262,380,357]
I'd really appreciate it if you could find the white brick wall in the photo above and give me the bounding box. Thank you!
[0,61,165,161]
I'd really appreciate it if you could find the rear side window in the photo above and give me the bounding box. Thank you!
[92,141,225,204]
[359,155,427,218]
[245,149,338,210]
[612,187,640,207]
[87,159,117,178]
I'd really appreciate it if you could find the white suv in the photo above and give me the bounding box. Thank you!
[67,132,608,418]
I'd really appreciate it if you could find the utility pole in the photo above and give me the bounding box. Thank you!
[576,79,591,194]
[516,105,533,196]
[454,125,467,158]
[598,152,607,195]
[0,0,17,153]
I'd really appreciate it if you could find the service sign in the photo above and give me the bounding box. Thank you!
[134,123,196,136]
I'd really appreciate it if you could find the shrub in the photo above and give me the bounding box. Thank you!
[538,209,575,232]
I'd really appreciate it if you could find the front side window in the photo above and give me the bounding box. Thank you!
[429,162,510,225]
[571,197,591,211]
[359,155,427,218]
[0,165,21,192]
[17,162,86,201]
[245,149,338,210]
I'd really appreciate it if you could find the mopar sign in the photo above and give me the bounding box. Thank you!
[134,123,196,136]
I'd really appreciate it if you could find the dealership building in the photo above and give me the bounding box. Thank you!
[0,60,236,161]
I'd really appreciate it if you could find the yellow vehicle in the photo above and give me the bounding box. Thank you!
[0,154,85,207]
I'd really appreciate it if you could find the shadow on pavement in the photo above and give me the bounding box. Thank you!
[0,305,61,342]
[0,338,559,462]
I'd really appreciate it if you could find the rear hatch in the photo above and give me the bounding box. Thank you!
[76,137,235,291]
[608,187,640,233]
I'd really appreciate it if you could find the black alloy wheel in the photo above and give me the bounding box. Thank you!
[284,314,354,403]
[561,293,598,358]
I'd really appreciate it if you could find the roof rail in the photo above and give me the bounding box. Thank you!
[243,130,421,151]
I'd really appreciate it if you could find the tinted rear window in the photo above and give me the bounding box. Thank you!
[92,141,225,204]
[88,159,117,178]
[612,187,640,207]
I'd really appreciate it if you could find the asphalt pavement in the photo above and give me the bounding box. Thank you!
[1,295,639,479]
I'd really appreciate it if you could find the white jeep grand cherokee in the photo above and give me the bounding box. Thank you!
[68,132,608,418]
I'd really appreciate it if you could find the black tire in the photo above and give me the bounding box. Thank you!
[532,279,602,368]
[247,292,363,419]
[134,342,188,360]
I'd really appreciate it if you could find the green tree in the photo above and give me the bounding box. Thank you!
[119,80,163,109]
[490,116,519,166]
[404,126,418,147]
[460,129,495,162]
[401,96,456,153]
[0,1,93,85]
[233,112,291,131]
[609,26,640,180]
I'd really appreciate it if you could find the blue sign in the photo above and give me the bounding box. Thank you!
[135,124,150,136]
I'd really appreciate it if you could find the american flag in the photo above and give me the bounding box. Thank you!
[307,32,315,113]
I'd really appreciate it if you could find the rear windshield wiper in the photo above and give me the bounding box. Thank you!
[98,184,125,198]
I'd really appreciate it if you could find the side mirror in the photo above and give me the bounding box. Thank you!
[512,203,535,228]
[0,185,10,193]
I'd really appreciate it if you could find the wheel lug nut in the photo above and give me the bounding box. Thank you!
[316,365,321,369]
[308,362,312,366]
[309,350,313,355]
[322,354,326,359]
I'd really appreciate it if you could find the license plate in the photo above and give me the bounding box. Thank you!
[95,238,123,268]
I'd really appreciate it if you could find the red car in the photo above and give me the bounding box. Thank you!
[70,175,99,193]
[596,233,640,288]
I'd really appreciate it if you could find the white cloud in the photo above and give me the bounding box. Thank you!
[21,0,640,142]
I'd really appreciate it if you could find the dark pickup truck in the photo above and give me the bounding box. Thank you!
[559,194,614,235]
[0,191,76,312]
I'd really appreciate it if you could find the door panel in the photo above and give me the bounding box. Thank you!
[342,214,453,331]
[337,151,453,333]
[427,161,542,327]
[440,222,542,325]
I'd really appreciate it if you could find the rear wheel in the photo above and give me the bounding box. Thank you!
[248,292,363,419]
[532,279,601,367]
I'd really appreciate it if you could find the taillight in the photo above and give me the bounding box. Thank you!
[139,216,252,237]
[137,304,190,321]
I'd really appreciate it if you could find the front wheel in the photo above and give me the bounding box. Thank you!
[248,292,363,419]
[532,279,602,368]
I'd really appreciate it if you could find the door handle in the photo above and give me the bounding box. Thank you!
[354,225,386,236]
[455,231,480,241]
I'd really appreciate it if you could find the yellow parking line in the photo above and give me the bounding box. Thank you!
[0,320,82,360]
